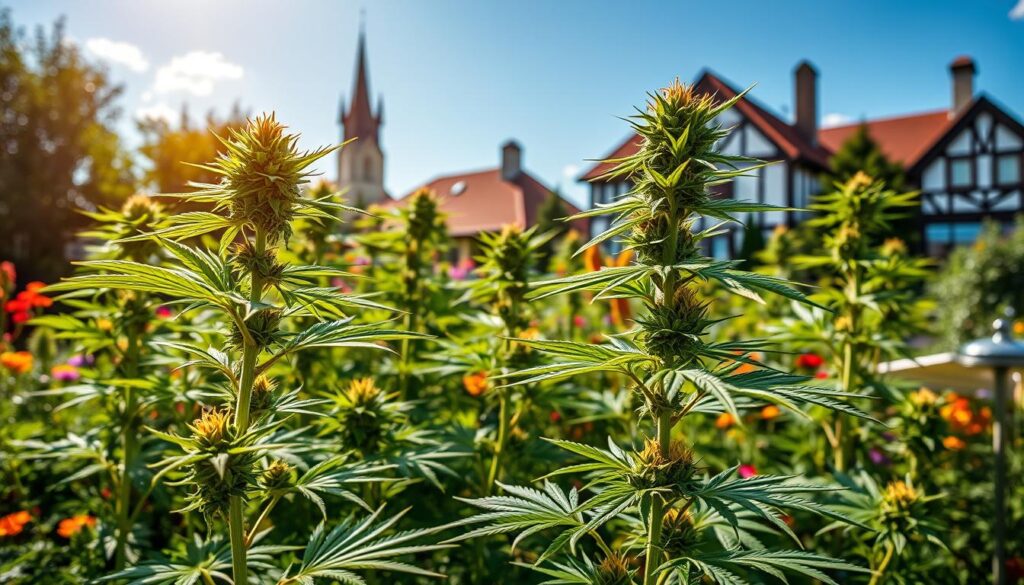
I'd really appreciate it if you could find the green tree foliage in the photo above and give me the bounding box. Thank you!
[931,216,1024,348]
[0,10,135,282]
[137,104,247,193]
[535,190,569,262]
[823,124,905,191]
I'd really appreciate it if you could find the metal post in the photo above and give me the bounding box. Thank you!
[992,365,1008,585]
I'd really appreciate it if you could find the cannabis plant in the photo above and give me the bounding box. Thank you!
[451,81,871,584]
[47,114,444,583]
[788,173,925,470]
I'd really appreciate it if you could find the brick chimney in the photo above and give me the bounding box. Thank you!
[950,56,975,114]
[501,140,522,181]
[794,60,818,144]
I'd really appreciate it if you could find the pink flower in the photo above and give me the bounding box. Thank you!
[67,354,94,367]
[51,364,80,382]
[738,464,757,479]
[573,315,586,328]
[155,306,173,319]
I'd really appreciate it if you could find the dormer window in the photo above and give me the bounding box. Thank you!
[996,153,1021,185]
[949,158,973,189]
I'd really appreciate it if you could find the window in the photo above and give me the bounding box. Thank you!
[711,235,730,260]
[996,153,1021,185]
[949,158,973,188]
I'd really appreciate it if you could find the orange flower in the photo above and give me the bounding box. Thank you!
[942,436,966,451]
[715,412,735,429]
[583,246,604,273]
[1,351,33,374]
[910,387,938,406]
[96,318,114,332]
[760,405,781,420]
[57,514,96,538]
[462,371,489,397]
[0,510,31,537]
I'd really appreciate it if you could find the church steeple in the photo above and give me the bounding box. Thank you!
[337,22,388,206]
[342,27,381,143]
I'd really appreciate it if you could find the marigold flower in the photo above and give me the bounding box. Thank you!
[760,405,781,420]
[51,364,80,382]
[57,514,96,538]
[794,352,823,369]
[462,371,489,397]
[1,351,33,374]
[738,464,757,479]
[0,510,31,537]
[943,436,966,451]
[715,412,735,429]
[910,387,938,406]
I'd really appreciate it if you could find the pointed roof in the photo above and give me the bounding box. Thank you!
[818,110,951,166]
[578,70,830,182]
[342,30,381,142]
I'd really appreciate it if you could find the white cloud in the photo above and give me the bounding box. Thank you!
[1011,0,1024,20]
[135,102,178,125]
[85,38,149,72]
[562,164,580,180]
[822,113,853,128]
[153,51,243,96]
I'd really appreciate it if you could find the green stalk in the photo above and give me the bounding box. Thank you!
[643,411,673,585]
[230,227,267,585]
[399,240,421,400]
[485,391,510,493]
[114,329,141,570]
[868,542,894,585]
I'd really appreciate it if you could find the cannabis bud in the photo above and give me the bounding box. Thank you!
[231,240,285,287]
[185,409,257,516]
[117,193,164,261]
[595,552,633,585]
[249,374,278,416]
[660,507,700,556]
[627,439,696,493]
[406,188,442,243]
[334,378,396,454]
[210,113,332,242]
[231,307,283,350]
[259,460,296,494]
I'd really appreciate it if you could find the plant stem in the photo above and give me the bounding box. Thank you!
[245,494,281,547]
[114,330,141,571]
[230,227,266,585]
[486,391,510,493]
[643,411,673,585]
[868,543,894,585]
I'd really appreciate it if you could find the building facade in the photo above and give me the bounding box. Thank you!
[584,57,1024,257]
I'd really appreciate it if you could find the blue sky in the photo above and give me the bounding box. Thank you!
[8,0,1024,208]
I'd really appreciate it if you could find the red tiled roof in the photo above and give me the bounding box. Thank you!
[390,168,586,237]
[578,71,831,182]
[818,110,952,167]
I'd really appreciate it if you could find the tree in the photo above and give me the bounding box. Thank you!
[737,212,766,266]
[0,10,136,283]
[823,123,905,191]
[534,190,568,263]
[137,104,247,193]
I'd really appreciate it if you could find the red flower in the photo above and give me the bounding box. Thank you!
[738,464,757,479]
[549,411,562,423]
[795,353,823,369]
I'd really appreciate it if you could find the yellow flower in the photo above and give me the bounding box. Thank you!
[910,387,937,406]
[96,318,113,332]
[1,351,33,374]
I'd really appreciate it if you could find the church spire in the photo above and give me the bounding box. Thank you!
[342,24,380,143]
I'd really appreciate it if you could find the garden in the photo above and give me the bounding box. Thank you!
[2,10,1024,585]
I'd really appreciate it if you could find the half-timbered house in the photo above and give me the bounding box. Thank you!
[820,57,1024,256]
